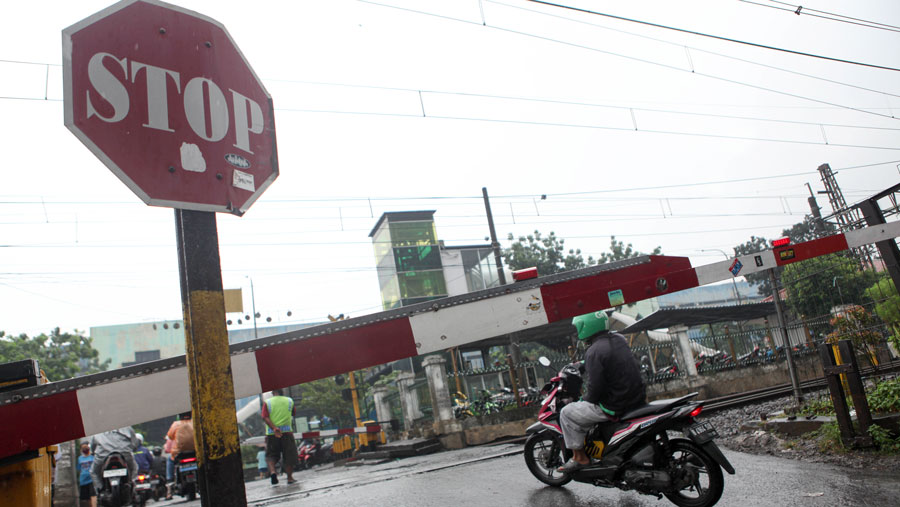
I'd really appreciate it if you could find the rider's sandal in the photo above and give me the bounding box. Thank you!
[557,459,591,473]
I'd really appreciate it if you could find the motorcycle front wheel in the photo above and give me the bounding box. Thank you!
[663,439,724,507]
[523,432,572,487]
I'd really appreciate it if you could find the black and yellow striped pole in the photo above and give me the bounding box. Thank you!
[175,209,246,507]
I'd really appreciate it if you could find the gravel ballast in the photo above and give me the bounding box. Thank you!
[696,391,900,472]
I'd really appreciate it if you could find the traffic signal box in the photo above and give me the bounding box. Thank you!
[0,360,57,507]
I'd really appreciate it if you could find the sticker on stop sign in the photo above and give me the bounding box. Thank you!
[63,0,278,215]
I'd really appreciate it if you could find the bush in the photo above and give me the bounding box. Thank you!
[800,396,836,417]
[809,422,845,454]
[868,424,900,454]
[868,377,900,414]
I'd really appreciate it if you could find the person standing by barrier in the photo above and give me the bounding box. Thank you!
[262,389,298,485]
[77,442,97,507]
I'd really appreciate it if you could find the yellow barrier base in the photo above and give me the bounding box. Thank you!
[0,447,54,507]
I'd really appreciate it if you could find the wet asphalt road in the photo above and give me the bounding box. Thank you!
[153,443,899,507]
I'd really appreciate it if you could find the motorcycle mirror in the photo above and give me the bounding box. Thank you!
[538,356,551,367]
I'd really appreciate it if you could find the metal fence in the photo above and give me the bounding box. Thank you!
[395,251,900,424]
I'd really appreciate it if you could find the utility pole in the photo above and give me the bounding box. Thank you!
[247,276,258,340]
[482,188,526,386]
[482,187,507,286]
[805,183,825,235]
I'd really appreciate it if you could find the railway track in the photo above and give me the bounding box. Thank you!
[702,358,900,413]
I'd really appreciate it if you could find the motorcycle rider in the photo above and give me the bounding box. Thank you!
[133,434,153,475]
[89,426,140,494]
[150,447,166,477]
[165,411,196,499]
[557,311,646,473]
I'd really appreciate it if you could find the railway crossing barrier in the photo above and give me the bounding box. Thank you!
[3,222,900,463]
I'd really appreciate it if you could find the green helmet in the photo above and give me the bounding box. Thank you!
[573,311,610,340]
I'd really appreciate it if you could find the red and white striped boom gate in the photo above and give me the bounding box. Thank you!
[2,222,898,459]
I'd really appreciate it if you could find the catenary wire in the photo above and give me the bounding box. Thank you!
[358,0,900,122]
[738,0,900,33]
[487,0,900,99]
[527,0,900,71]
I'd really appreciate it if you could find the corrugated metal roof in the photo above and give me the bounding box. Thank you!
[621,302,775,334]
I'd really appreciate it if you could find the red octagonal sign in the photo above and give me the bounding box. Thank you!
[63,0,278,215]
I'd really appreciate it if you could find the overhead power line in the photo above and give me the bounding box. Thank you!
[739,1,900,33]
[527,0,900,72]
[360,0,900,122]
[488,0,900,99]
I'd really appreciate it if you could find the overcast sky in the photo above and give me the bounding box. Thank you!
[2,0,899,338]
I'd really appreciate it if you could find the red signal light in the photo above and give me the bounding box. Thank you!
[772,237,790,247]
[689,405,703,418]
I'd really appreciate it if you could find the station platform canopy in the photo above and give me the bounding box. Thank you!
[621,302,776,334]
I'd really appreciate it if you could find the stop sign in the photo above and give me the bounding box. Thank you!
[63,0,278,215]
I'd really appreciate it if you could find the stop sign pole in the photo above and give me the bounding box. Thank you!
[175,209,245,504]
[63,2,280,505]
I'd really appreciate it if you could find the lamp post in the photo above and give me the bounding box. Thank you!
[701,248,744,305]
[246,276,258,340]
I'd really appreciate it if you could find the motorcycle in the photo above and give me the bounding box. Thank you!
[148,471,166,502]
[298,439,329,470]
[453,391,473,419]
[132,473,152,507]
[523,357,734,507]
[172,452,199,501]
[97,452,133,507]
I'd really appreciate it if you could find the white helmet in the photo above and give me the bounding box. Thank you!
[136,433,144,443]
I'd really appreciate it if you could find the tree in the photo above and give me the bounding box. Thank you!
[780,254,879,320]
[300,377,358,429]
[502,231,661,275]
[0,328,109,381]
[733,216,837,295]
[865,277,900,351]
[597,236,661,264]
[733,235,773,294]
[502,230,595,275]
[827,305,882,368]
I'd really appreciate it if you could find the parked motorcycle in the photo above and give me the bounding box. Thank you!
[172,452,198,501]
[97,452,133,507]
[523,357,734,507]
[453,391,473,419]
[298,439,332,469]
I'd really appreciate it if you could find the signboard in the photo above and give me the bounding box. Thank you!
[62,0,278,215]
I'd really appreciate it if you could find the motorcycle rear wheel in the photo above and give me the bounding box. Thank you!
[523,432,572,487]
[663,439,724,507]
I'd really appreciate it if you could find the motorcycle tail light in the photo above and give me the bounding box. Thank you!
[181,457,197,463]
[689,405,703,418]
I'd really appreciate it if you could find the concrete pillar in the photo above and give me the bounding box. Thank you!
[372,386,391,425]
[52,440,77,507]
[670,325,698,377]
[423,355,454,422]
[395,372,421,430]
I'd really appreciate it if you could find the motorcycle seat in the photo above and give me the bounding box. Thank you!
[618,392,699,420]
